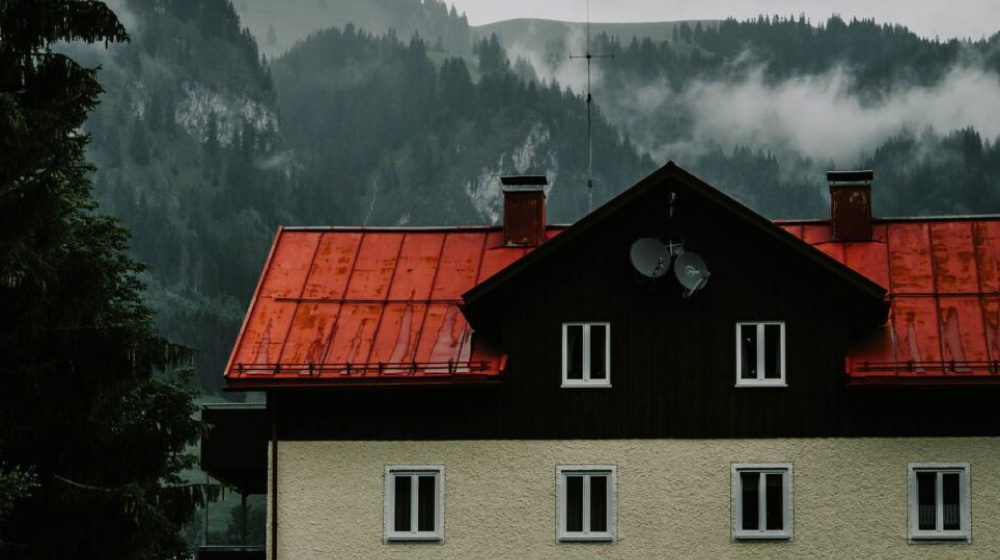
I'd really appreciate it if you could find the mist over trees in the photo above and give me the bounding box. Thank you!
[273,25,654,226]
[519,14,1000,217]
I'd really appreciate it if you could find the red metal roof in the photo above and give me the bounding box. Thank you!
[780,218,1000,384]
[224,227,564,388]
[227,215,1000,388]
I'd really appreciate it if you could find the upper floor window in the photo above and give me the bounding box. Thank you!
[731,463,793,541]
[384,466,444,542]
[557,465,617,542]
[736,322,785,387]
[562,322,610,387]
[908,463,971,542]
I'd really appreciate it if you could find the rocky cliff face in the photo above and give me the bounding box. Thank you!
[465,123,559,224]
[175,82,279,145]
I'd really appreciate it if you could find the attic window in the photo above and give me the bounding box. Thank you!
[736,322,786,387]
[562,322,611,388]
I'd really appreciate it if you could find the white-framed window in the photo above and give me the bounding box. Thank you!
[562,322,611,387]
[384,466,444,542]
[556,465,617,542]
[908,463,971,542]
[731,463,793,541]
[736,322,786,386]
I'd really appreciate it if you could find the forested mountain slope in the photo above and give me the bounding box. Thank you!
[80,0,294,393]
[79,0,1000,394]
[272,25,653,226]
[235,0,471,57]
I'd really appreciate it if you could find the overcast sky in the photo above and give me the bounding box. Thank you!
[448,0,1000,41]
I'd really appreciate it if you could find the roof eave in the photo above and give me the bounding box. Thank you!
[224,375,504,390]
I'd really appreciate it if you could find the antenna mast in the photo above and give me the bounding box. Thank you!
[570,0,613,212]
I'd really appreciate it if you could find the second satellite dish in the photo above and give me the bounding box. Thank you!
[630,238,671,278]
[675,251,710,297]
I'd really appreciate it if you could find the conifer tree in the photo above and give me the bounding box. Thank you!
[0,1,208,557]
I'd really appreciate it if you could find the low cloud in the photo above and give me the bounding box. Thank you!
[669,64,1000,165]
[104,0,140,35]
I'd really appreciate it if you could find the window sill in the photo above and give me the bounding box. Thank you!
[735,381,788,388]
[558,534,615,543]
[385,535,443,543]
[732,532,792,541]
[909,534,971,543]
[561,382,612,389]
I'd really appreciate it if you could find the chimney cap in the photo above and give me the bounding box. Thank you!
[827,170,873,185]
[500,175,548,190]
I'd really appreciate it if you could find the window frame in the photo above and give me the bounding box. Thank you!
[735,321,787,387]
[561,322,612,388]
[556,465,617,543]
[384,465,445,542]
[731,463,794,541]
[907,462,971,543]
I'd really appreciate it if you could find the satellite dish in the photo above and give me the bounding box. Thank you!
[674,251,710,297]
[630,238,672,278]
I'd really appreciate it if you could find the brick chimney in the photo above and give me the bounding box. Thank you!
[827,170,874,241]
[500,175,547,247]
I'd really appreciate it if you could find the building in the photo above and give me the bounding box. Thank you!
[208,162,1000,558]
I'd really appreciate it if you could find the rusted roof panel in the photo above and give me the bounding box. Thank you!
[974,222,1000,293]
[888,222,935,294]
[843,239,890,290]
[431,233,486,300]
[344,233,405,301]
[387,235,445,301]
[930,222,979,294]
[276,302,341,368]
[984,297,1000,362]
[478,232,528,282]
[367,303,428,364]
[302,232,362,299]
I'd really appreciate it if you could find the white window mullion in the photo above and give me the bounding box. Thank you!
[410,475,419,534]
[935,472,944,533]
[758,473,767,532]
[582,474,591,533]
[756,325,766,380]
[582,326,591,381]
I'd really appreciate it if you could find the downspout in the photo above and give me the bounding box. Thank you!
[270,407,278,560]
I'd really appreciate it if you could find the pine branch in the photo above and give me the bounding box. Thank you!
[52,473,122,493]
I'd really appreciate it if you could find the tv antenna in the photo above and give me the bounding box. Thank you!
[570,0,613,212]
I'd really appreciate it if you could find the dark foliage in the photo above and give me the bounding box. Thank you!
[0,1,210,557]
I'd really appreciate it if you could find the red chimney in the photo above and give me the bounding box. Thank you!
[827,170,873,241]
[500,175,547,247]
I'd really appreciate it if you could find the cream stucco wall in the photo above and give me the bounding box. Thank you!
[268,438,1000,559]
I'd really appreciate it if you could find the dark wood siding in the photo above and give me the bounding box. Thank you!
[273,185,1000,440]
